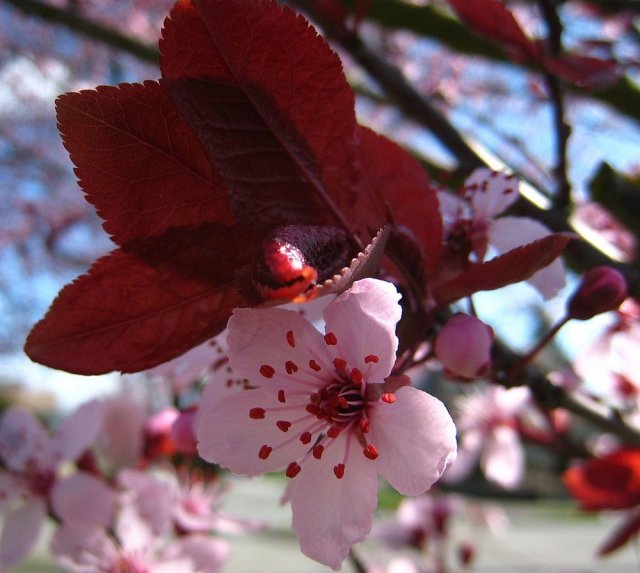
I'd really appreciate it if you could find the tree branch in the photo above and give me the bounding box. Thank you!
[538,0,572,210]
[495,343,640,447]
[2,0,158,63]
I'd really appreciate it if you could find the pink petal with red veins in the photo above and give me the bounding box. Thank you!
[482,425,524,490]
[489,216,566,299]
[467,168,519,220]
[227,307,331,389]
[289,433,379,569]
[0,497,46,568]
[0,407,51,472]
[197,387,310,475]
[51,472,115,528]
[369,386,457,496]
[52,400,104,463]
[322,278,401,382]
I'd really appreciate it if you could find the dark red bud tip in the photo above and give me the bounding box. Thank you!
[458,542,475,567]
[567,266,627,320]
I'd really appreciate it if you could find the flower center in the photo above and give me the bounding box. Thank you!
[248,332,384,481]
[307,380,365,424]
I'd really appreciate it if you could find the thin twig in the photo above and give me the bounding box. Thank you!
[495,343,640,447]
[538,0,572,210]
[288,0,485,170]
[2,0,158,63]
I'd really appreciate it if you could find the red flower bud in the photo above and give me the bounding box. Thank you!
[567,266,627,320]
[434,314,494,380]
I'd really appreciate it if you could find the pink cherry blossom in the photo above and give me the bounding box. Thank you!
[117,467,262,537]
[438,168,566,299]
[573,300,640,406]
[444,385,530,490]
[52,497,228,573]
[197,278,457,569]
[0,400,104,568]
[434,314,494,380]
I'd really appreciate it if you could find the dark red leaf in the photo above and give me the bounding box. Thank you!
[24,224,253,374]
[597,509,640,556]
[56,81,233,245]
[447,0,540,62]
[432,233,572,305]
[159,0,358,233]
[354,126,442,274]
[544,54,619,90]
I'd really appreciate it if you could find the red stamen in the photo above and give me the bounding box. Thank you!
[351,368,363,383]
[286,330,296,348]
[276,420,291,432]
[327,426,340,438]
[313,445,324,459]
[363,443,379,460]
[258,445,272,459]
[333,358,347,370]
[249,408,266,419]
[324,332,337,345]
[334,463,345,479]
[286,462,301,478]
[359,419,370,433]
[306,404,320,415]
[285,360,298,375]
[278,390,286,403]
[364,354,379,364]
[309,359,321,372]
[300,431,312,444]
[260,365,275,378]
[382,392,396,403]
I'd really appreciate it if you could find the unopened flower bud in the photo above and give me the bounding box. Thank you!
[144,407,179,459]
[170,407,198,455]
[435,314,494,380]
[567,266,627,320]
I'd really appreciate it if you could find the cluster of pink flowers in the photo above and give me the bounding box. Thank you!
[0,398,253,572]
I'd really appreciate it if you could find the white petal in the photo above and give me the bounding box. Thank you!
[482,426,524,490]
[466,168,520,220]
[0,498,46,568]
[52,399,104,463]
[0,407,51,471]
[197,387,310,475]
[117,469,175,536]
[289,433,379,569]
[227,307,330,389]
[323,278,401,383]
[369,386,457,495]
[437,191,466,229]
[489,216,566,299]
[442,428,483,484]
[51,472,115,528]
[97,394,146,467]
[174,534,230,573]
[0,472,23,512]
